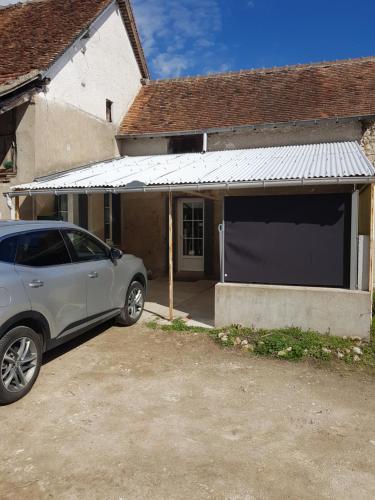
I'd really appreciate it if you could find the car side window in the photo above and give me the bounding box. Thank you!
[0,235,18,263]
[64,230,109,262]
[16,230,71,267]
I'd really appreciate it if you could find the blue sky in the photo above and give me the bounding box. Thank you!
[132,0,375,78]
[1,0,375,79]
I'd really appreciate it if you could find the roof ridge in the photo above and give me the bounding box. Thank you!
[147,55,375,85]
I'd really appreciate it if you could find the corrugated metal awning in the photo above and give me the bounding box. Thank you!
[8,142,375,196]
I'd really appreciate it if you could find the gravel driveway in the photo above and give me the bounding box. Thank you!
[1,323,375,499]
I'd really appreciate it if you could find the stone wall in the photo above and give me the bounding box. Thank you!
[360,121,375,165]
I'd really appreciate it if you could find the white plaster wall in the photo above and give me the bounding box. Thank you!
[45,2,142,125]
[33,96,118,177]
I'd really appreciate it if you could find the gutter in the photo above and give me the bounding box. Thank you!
[116,114,375,140]
[5,176,375,198]
[0,76,49,115]
[0,72,41,99]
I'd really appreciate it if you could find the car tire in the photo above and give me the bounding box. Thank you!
[0,326,42,405]
[117,281,145,326]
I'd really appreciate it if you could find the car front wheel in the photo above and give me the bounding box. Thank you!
[0,326,42,405]
[117,281,145,326]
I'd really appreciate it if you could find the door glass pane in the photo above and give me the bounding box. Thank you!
[181,200,204,257]
[65,230,108,262]
[183,239,194,256]
[16,231,71,267]
[183,203,193,220]
[194,205,203,221]
[194,239,203,257]
[193,221,204,239]
[183,221,193,239]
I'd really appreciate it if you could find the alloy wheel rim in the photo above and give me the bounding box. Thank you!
[127,287,144,319]
[1,337,38,393]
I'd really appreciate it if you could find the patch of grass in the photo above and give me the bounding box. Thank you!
[146,318,215,334]
[216,325,375,367]
[146,318,375,369]
[146,319,159,330]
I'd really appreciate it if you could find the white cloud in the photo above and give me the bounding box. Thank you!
[0,0,231,78]
[152,54,190,78]
[247,0,255,7]
[132,0,230,78]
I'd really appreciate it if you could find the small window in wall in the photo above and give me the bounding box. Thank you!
[78,194,88,229]
[106,99,113,123]
[103,193,122,246]
[55,195,68,221]
[112,194,121,246]
[104,193,111,243]
[0,108,17,174]
[168,135,203,154]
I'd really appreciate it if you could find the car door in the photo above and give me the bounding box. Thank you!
[62,229,122,319]
[14,229,87,339]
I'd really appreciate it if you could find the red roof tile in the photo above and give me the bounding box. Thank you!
[0,0,148,95]
[119,57,375,136]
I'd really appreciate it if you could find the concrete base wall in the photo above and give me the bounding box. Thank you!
[215,283,372,338]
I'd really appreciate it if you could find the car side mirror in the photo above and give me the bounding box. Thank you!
[110,247,123,261]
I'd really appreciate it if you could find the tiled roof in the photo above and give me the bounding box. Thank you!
[0,0,148,95]
[119,57,375,136]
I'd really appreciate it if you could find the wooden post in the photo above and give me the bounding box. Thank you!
[168,191,174,321]
[14,196,20,220]
[369,184,375,296]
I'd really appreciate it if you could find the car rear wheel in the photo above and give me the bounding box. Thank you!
[0,326,42,405]
[117,281,145,326]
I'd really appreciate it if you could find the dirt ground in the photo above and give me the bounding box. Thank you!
[1,323,375,500]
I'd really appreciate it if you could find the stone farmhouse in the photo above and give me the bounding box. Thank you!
[1,0,375,337]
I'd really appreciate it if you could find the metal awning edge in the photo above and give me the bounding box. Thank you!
[6,141,375,197]
[5,176,375,198]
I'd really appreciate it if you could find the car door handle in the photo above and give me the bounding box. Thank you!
[29,280,44,288]
[88,272,98,279]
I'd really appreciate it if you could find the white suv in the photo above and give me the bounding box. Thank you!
[0,220,147,404]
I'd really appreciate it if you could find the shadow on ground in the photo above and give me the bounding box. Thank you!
[42,321,116,365]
